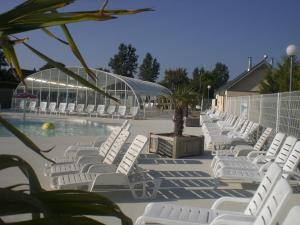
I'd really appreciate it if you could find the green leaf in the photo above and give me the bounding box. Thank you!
[0,35,25,84]
[42,28,69,45]
[1,12,115,35]
[21,41,120,103]
[60,24,97,81]
[0,115,55,163]
[0,0,74,23]
[0,155,43,192]
[4,217,105,225]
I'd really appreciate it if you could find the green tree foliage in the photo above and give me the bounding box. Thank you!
[160,68,189,91]
[260,56,300,93]
[138,53,160,82]
[190,63,229,101]
[109,43,138,78]
[211,62,229,89]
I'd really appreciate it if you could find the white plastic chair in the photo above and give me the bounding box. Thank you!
[52,135,160,199]
[102,105,116,117]
[112,105,126,118]
[38,102,47,114]
[134,163,283,225]
[46,129,130,177]
[91,104,105,117]
[66,103,75,114]
[213,135,297,176]
[212,127,272,157]
[125,106,139,119]
[48,102,57,114]
[214,140,300,182]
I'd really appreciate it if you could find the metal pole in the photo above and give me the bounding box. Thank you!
[289,56,293,92]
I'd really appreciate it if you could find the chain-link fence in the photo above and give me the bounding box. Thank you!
[224,91,300,138]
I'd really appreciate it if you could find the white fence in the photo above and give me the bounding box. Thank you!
[224,91,300,138]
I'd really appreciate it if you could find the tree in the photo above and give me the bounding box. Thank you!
[109,43,138,78]
[160,86,197,136]
[211,62,229,89]
[260,56,300,93]
[0,49,8,69]
[160,68,189,91]
[139,53,160,82]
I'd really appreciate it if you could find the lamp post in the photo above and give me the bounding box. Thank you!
[286,44,297,92]
[207,85,211,101]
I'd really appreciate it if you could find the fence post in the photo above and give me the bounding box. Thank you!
[258,95,263,125]
[247,96,251,120]
[275,92,281,133]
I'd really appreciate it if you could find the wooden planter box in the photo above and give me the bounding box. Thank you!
[149,133,204,158]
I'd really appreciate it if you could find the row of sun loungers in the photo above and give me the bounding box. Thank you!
[42,107,300,224]
[135,110,300,224]
[16,100,139,119]
[44,120,161,200]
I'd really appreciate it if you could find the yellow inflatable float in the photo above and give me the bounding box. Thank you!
[42,122,55,130]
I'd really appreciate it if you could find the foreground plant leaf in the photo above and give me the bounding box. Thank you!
[0,155,43,192]
[0,35,25,84]
[61,24,97,81]
[0,115,55,163]
[42,28,69,45]
[1,11,115,35]
[21,41,119,103]
[0,0,74,24]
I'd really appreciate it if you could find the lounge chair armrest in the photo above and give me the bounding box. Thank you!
[75,149,99,158]
[246,150,266,160]
[76,155,104,165]
[211,197,251,210]
[211,214,254,225]
[87,164,117,173]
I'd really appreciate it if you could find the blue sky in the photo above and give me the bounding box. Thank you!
[1,0,300,80]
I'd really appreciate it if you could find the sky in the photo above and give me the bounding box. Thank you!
[1,0,300,81]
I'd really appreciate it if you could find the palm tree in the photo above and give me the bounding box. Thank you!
[162,86,197,136]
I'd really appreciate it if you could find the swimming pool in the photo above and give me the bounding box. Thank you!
[0,117,117,137]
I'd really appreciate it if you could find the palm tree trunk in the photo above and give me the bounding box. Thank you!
[174,107,184,136]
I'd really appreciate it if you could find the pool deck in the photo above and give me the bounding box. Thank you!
[1,112,299,224]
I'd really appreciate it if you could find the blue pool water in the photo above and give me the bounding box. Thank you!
[0,117,116,137]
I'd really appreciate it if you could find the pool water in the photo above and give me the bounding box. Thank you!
[0,117,116,137]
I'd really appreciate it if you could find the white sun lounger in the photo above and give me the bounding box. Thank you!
[28,101,37,112]
[68,120,128,150]
[214,140,300,182]
[55,102,67,115]
[66,103,75,114]
[102,105,116,117]
[112,105,127,118]
[135,163,283,225]
[125,106,139,119]
[212,135,297,175]
[48,102,57,114]
[78,104,95,117]
[46,129,130,177]
[212,127,272,156]
[209,178,294,225]
[282,206,300,225]
[90,104,105,117]
[47,126,124,167]
[37,101,47,114]
[211,130,282,169]
[52,135,161,199]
